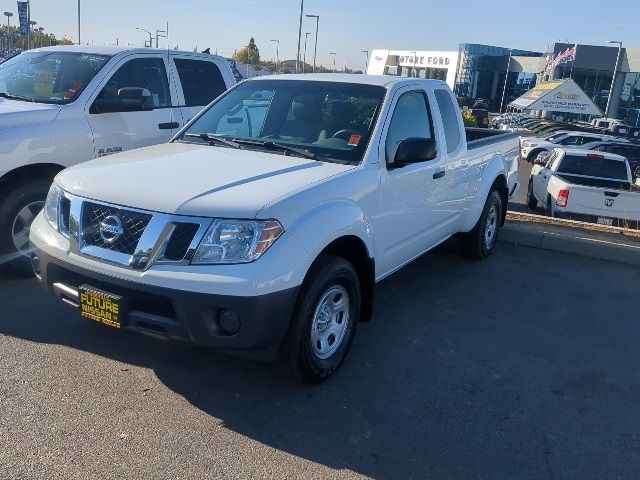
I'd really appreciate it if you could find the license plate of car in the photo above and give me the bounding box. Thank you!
[78,284,123,329]
[597,217,614,226]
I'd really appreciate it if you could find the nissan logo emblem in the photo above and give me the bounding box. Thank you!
[99,215,124,244]
[604,199,615,207]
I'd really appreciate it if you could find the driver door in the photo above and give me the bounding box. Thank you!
[532,150,558,202]
[86,55,181,158]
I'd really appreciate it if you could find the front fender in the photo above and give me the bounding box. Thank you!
[285,199,375,267]
[460,154,508,232]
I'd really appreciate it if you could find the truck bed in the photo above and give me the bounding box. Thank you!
[466,127,517,150]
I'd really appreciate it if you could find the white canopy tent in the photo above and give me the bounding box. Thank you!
[508,79,602,116]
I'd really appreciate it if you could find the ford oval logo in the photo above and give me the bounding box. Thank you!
[99,215,124,244]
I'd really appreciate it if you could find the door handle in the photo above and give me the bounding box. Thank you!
[433,170,446,179]
[158,122,180,130]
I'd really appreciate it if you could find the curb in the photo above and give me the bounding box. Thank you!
[500,218,640,267]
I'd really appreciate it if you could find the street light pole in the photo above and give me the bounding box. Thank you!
[77,0,81,45]
[500,49,513,113]
[3,12,12,50]
[329,52,336,73]
[135,27,152,48]
[605,40,623,118]
[303,32,310,73]
[270,39,279,73]
[362,50,369,73]
[306,14,319,73]
[296,0,304,73]
[28,21,36,50]
[155,29,167,49]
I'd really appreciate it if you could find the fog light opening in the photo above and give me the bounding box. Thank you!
[218,309,241,335]
[31,254,42,281]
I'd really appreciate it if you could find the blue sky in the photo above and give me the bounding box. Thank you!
[8,0,640,69]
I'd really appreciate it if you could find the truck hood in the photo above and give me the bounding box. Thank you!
[57,142,356,219]
[0,98,61,129]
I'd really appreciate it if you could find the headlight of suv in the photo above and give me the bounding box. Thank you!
[191,219,284,265]
[43,183,61,230]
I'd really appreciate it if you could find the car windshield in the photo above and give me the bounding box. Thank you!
[178,79,386,164]
[546,133,568,143]
[0,51,111,104]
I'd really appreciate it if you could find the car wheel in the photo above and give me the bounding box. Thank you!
[526,149,541,163]
[526,181,538,209]
[545,196,557,218]
[461,189,503,259]
[0,181,50,275]
[283,254,361,383]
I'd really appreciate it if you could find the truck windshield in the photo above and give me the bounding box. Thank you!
[179,79,386,164]
[558,155,629,181]
[0,51,111,104]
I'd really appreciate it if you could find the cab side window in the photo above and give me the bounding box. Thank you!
[93,57,170,112]
[385,91,434,166]
[174,59,227,106]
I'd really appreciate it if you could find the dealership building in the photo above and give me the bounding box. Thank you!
[368,43,640,125]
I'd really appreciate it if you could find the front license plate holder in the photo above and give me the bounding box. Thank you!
[597,217,614,226]
[78,284,124,329]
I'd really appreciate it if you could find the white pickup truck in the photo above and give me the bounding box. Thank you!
[30,74,519,381]
[527,148,640,227]
[0,45,235,270]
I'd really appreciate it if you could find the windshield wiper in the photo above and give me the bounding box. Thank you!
[231,139,318,160]
[0,92,32,102]
[184,132,243,149]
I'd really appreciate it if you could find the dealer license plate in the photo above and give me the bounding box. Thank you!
[78,285,123,329]
[597,217,614,226]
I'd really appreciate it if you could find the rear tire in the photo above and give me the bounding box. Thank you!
[526,148,542,163]
[0,181,50,276]
[283,254,361,383]
[461,189,503,260]
[526,181,538,210]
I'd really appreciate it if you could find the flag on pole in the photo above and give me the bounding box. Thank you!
[554,45,577,67]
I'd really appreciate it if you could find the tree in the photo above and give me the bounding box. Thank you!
[233,37,260,64]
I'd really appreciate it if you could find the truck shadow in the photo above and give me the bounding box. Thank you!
[0,240,569,478]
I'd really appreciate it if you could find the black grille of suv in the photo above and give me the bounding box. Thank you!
[82,202,152,255]
[163,223,200,261]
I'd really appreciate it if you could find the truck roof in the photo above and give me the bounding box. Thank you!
[31,44,223,59]
[249,73,449,89]
[557,147,628,161]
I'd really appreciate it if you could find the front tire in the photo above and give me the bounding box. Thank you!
[526,181,538,210]
[0,180,50,275]
[461,189,503,259]
[283,254,361,383]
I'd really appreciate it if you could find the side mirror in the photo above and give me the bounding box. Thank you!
[534,155,549,166]
[90,87,154,114]
[393,138,437,167]
[117,87,154,111]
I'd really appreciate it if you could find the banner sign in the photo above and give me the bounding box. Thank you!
[509,79,602,115]
[17,1,29,36]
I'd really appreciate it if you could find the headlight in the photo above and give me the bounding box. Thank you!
[528,144,538,148]
[191,219,284,265]
[43,183,61,230]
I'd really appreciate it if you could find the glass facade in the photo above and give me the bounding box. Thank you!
[555,66,614,118]
[454,43,542,109]
[618,72,640,127]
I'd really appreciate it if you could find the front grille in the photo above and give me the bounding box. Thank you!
[81,202,152,255]
[163,223,200,261]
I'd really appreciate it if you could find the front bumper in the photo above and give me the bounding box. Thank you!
[33,247,300,352]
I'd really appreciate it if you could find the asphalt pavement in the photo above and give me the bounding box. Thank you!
[1,242,639,479]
